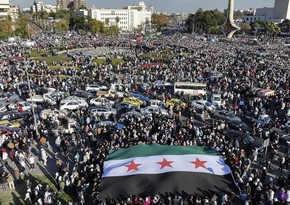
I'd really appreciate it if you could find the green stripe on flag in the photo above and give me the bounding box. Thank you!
[106,144,218,161]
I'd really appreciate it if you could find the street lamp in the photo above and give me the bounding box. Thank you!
[25,63,39,141]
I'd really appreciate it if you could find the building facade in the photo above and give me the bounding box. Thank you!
[88,1,152,32]
[243,0,290,24]
[57,0,68,10]
[0,0,10,21]
[8,4,19,22]
[274,0,290,20]
[74,0,85,9]
[31,0,45,13]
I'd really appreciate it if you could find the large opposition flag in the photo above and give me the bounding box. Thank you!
[99,144,239,200]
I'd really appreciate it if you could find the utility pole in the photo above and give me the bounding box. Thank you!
[25,63,39,141]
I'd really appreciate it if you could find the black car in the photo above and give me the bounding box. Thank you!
[73,90,94,100]
[18,83,46,95]
[224,129,264,152]
[0,111,31,122]
[227,120,249,131]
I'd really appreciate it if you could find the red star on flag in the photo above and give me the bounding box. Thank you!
[156,158,174,169]
[190,158,207,169]
[125,161,142,172]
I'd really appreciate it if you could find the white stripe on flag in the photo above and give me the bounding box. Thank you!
[102,154,231,178]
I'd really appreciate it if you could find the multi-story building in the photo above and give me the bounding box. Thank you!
[57,0,68,10]
[74,0,85,9]
[0,0,10,21]
[274,0,290,20]
[31,0,45,13]
[88,1,152,32]
[8,3,19,22]
[243,0,290,24]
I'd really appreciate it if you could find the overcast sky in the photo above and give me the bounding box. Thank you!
[11,0,274,13]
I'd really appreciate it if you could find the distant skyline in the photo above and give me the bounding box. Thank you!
[10,0,274,13]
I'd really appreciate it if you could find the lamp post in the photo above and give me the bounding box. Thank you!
[25,63,39,140]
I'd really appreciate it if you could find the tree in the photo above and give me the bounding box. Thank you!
[106,25,119,35]
[240,23,251,32]
[185,8,225,34]
[115,16,120,26]
[88,19,105,33]
[279,19,290,33]
[54,20,69,33]
[105,18,110,26]
[0,20,13,33]
[263,22,280,41]
[234,10,244,20]
[151,13,169,31]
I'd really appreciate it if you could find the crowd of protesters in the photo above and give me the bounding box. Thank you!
[0,32,289,205]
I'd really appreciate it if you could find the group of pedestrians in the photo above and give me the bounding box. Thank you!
[0,32,289,205]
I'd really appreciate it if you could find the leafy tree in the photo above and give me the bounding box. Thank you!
[185,8,225,34]
[240,23,251,32]
[234,10,244,20]
[106,25,119,35]
[151,13,169,31]
[115,16,120,26]
[263,22,280,41]
[88,19,105,33]
[0,20,13,33]
[279,19,290,33]
[39,11,49,19]
[105,18,110,26]
[54,20,69,33]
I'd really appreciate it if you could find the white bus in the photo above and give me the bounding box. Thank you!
[174,82,207,96]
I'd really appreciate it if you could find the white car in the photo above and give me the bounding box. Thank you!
[211,94,223,108]
[61,97,88,107]
[60,101,87,110]
[85,84,108,92]
[256,114,272,128]
[191,100,216,113]
[149,99,165,108]
[141,106,169,117]
[8,101,36,111]
[40,109,68,120]
[89,106,117,118]
[90,97,114,106]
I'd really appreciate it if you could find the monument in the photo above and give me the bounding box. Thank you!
[221,0,240,38]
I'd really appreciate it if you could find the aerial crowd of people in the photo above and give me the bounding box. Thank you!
[0,31,289,205]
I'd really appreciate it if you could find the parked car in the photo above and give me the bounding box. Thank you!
[18,83,46,95]
[60,96,88,107]
[123,97,143,106]
[0,120,21,128]
[0,111,31,122]
[40,109,68,120]
[149,99,165,108]
[129,93,150,102]
[166,98,186,108]
[85,84,108,92]
[191,100,216,113]
[227,120,249,131]
[8,101,36,111]
[214,110,241,122]
[0,126,22,135]
[211,93,223,108]
[141,106,169,117]
[96,121,124,131]
[256,114,272,128]
[114,102,135,112]
[0,92,20,103]
[60,101,87,111]
[90,97,114,107]
[89,106,117,118]
[224,129,264,152]
[73,90,93,100]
